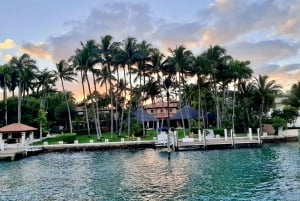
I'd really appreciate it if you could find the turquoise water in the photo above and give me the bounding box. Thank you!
[0,143,299,201]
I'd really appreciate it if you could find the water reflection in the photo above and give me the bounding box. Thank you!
[0,143,299,200]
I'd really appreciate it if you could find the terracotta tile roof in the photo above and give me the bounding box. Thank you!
[0,123,37,133]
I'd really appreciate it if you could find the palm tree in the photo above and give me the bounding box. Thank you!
[0,64,11,125]
[202,45,232,128]
[72,40,102,140]
[228,60,253,135]
[56,60,77,133]
[284,82,300,109]
[191,54,210,130]
[121,37,138,136]
[98,35,120,137]
[167,45,193,132]
[9,53,37,123]
[253,75,281,136]
[238,80,255,130]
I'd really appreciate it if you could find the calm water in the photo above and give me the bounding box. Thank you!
[0,143,299,201]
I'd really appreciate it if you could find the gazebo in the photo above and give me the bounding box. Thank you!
[0,123,37,145]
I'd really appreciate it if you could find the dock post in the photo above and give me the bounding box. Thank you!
[224,129,228,141]
[257,128,261,145]
[174,131,178,151]
[203,130,206,149]
[231,129,235,148]
[249,128,252,140]
[198,130,202,142]
[298,129,300,146]
[21,132,26,145]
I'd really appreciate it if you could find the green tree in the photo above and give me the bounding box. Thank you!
[36,108,48,139]
[9,53,37,123]
[202,45,232,128]
[56,60,77,133]
[167,45,193,131]
[0,64,11,125]
[72,40,102,140]
[228,60,252,135]
[254,75,281,135]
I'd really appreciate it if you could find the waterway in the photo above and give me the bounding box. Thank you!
[0,143,299,201]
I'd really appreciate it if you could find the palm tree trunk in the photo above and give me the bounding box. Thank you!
[87,76,102,140]
[198,77,201,131]
[92,73,102,139]
[127,62,132,136]
[17,80,22,123]
[259,98,264,136]
[4,79,7,125]
[118,66,127,136]
[61,78,73,133]
[81,71,90,137]
[232,80,236,136]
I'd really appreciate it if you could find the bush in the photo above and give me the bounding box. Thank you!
[213,128,225,136]
[131,121,142,137]
[74,129,96,135]
[271,117,287,135]
[191,127,200,134]
[56,133,77,144]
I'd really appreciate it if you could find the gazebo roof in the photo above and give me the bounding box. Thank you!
[135,108,157,122]
[0,123,37,133]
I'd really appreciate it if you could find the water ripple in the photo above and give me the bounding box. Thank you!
[0,143,299,200]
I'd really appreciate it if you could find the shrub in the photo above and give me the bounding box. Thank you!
[191,127,200,134]
[131,121,142,137]
[74,129,96,135]
[213,128,225,136]
[271,117,287,135]
[56,133,77,144]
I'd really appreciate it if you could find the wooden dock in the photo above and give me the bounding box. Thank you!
[176,137,261,151]
[0,147,27,161]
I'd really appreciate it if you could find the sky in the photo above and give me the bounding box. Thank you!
[0,0,300,100]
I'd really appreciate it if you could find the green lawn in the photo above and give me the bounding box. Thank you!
[32,128,190,145]
[32,129,249,145]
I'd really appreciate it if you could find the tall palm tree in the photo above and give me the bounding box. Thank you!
[253,75,281,136]
[72,40,102,140]
[191,54,210,130]
[238,80,255,131]
[202,45,232,128]
[56,60,77,133]
[9,53,37,123]
[98,35,120,137]
[0,64,11,125]
[167,45,193,131]
[228,60,253,135]
[121,37,138,136]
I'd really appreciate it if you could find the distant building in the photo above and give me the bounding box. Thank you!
[144,100,179,119]
[270,97,300,127]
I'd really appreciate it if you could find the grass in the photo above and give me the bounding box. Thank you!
[33,129,161,145]
[32,128,249,145]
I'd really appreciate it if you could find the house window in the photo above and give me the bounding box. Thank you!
[160,109,164,113]
[151,109,154,113]
[169,108,172,112]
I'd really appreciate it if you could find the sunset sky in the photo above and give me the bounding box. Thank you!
[0,0,299,100]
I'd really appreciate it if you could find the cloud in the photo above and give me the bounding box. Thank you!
[154,22,204,51]
[49,2,155,61]
[278,64,300,74]
[276,0,300,39]
[198,0,297,46]
[4,54,12,62]
[227,40,299,66]
[20,42,52,60]
[0,39,15,50]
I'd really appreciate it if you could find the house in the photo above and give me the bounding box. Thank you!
[144,100,179,120]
